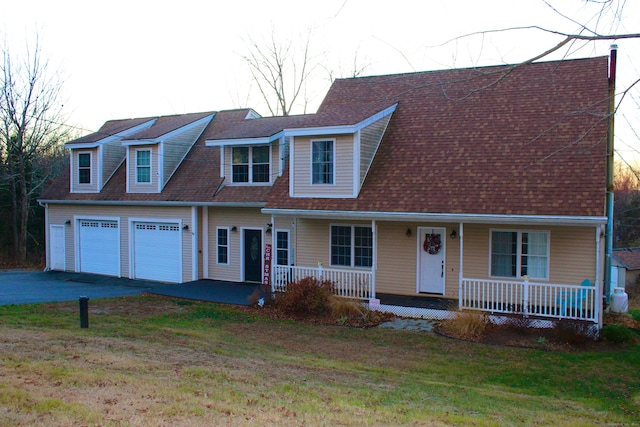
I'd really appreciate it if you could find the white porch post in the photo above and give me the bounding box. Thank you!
[202,207,209,278]
[371,219,376,299]
[458,222,464,310]
[191,206,198,281]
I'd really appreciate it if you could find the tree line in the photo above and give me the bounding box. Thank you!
[0,37,70,266]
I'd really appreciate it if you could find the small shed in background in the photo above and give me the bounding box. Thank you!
[612,247,640,290]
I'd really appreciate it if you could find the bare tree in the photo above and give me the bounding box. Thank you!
[241,28,319,116]
[0,35,70,263]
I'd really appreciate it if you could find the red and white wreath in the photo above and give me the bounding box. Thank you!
[423,233,442,255]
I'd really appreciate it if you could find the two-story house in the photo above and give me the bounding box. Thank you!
[40,54,613,324]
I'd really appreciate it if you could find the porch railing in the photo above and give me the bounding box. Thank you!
[273,265,373,299]
[460,278,598,323]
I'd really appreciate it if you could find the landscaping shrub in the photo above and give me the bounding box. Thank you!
[552,319,595,345]
[275,276,334,316]
[443,310,489,340]
[328,295,366,320]
[601,324,637,344]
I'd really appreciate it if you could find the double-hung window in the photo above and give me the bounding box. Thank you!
[312,140,334,184]
[276,230,290,266]
[78,152,91,184]
[136,150,151,184]
[232,146,270,183]
[331,225,373,268]
[490,230,549,279]
[217,228,229,264]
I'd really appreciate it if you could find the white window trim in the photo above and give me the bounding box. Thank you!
[275,229,290,266]
[216,226,230,265]
[329,223,373,269]
[488,229,550,280]
[135,148,152,185]
[311,138,336,186]
[230,145,272,185]
[77,151,92,185]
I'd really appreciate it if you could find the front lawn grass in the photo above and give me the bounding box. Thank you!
[0,295,638,426]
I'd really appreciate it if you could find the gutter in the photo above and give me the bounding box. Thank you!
[261,208,607,227]
[37,199,265,208]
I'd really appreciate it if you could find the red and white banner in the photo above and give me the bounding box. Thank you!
[263,243,272,286]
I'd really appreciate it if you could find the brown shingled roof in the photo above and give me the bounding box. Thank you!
[67,117,155,145]
[265,57,610,218]
[123,112,214,141]
[42,57,609,216]
[41,110,254,203]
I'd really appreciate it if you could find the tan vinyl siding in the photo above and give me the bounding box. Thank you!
[224,144,277,185]
[71,148,99,192]
[101,142,126,187]
[207,207,270,282]
[462,224,598,285]
[375,222,460,298]
[128,145,159,193]
[273,215,296,264]
[359,114,392,188]
[161,120,209,188]
[46,204,193,282]
[292,135,354,197]
[294,218,374,268]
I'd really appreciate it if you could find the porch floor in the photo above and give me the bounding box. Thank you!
[376,293,458,311]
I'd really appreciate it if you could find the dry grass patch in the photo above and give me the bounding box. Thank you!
[1,296,639,426]
[439,310,489,340]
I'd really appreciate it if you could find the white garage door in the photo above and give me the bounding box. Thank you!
[78,219,120,276]
[133,222,181,283]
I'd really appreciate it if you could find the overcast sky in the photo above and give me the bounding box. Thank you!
[1,0,639,159]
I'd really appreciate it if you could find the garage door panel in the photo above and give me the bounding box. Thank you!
[79,220,119,276]
[133,222,181,283]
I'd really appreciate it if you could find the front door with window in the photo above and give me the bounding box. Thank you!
[243,229,262,282]
[417,227,446,294]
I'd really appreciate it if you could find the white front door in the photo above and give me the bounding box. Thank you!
[50,225,65,271]
[417,227,446,294]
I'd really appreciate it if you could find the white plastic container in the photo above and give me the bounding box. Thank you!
[610,287,629,314]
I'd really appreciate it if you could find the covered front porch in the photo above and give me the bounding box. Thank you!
[272,264,600,323]
[266,211,607,326]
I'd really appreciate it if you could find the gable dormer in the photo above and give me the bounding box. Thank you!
[204,111,287,187]
[287,104,396,199]
[205,138,281,186]
[66,118,156,193]
[123,113,214,193]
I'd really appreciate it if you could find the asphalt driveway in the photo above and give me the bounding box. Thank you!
[0,270,168,305]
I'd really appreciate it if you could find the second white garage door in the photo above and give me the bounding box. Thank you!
[133,222,181,283]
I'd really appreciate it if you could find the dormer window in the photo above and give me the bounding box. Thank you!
[311,139,334,184]
[78,152,91,184]
[136,149,151,184]
[232,146,270,183]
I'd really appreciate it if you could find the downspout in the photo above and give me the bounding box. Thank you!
[458,222,464,310]
[604,44,617,303]
[595,226,602,329]
[42,202,50,271]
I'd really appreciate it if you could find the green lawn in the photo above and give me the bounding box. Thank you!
[0,295,638,426]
